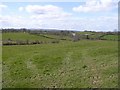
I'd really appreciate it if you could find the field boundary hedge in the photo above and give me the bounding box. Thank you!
[2,40,59,46]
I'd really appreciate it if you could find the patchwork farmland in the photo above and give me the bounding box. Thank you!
[2,29,119,88]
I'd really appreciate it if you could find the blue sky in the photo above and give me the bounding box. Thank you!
[0,0,119,31]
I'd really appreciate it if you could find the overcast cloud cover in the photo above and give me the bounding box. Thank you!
[0,0,119,31]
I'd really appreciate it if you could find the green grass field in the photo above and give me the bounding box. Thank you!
[42,34,72,41]
[2,39,118,88]
[101,35,119,41]
[2,32,53,41]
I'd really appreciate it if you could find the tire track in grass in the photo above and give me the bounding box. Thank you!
[24,53,45,87]
[25,54,42,77]
[26,60,38,74]
[82,48,118,88]
[25,52,74,88]
[59,51,73,74]
[55,51,73,87]
[81,49,102,88]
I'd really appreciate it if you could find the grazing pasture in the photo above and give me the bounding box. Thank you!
[101,35,118,41]
[2,32,52,41]
[2,33,118,88]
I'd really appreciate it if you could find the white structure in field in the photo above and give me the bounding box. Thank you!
[72,33,76,36]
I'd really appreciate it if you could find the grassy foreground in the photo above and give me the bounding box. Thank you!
[2,40,118,88]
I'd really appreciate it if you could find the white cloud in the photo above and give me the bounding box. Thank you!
[1,14,117,31]
[19,7,24,11]
[0,4,7,12]
[19,5,72,19]
[30,12,72,20]
[0,15,38,28]
[73,0,118,12]
[1,4,117,31]
[25,5,62,14]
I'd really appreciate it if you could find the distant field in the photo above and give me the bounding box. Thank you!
[78,32,119,41]
[2,32,53,41]
[101,35,119,41]
[42,34,72,40]
[2,40,118,88]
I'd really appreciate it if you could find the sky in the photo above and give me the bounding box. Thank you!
[0,0,119,31]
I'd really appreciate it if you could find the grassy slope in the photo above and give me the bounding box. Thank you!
[42,34,72,40]
[77,32,104,39]
[101,35,119,40]
[2,32,53,41]
[78,32,119,40]
[2,40,118,88]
